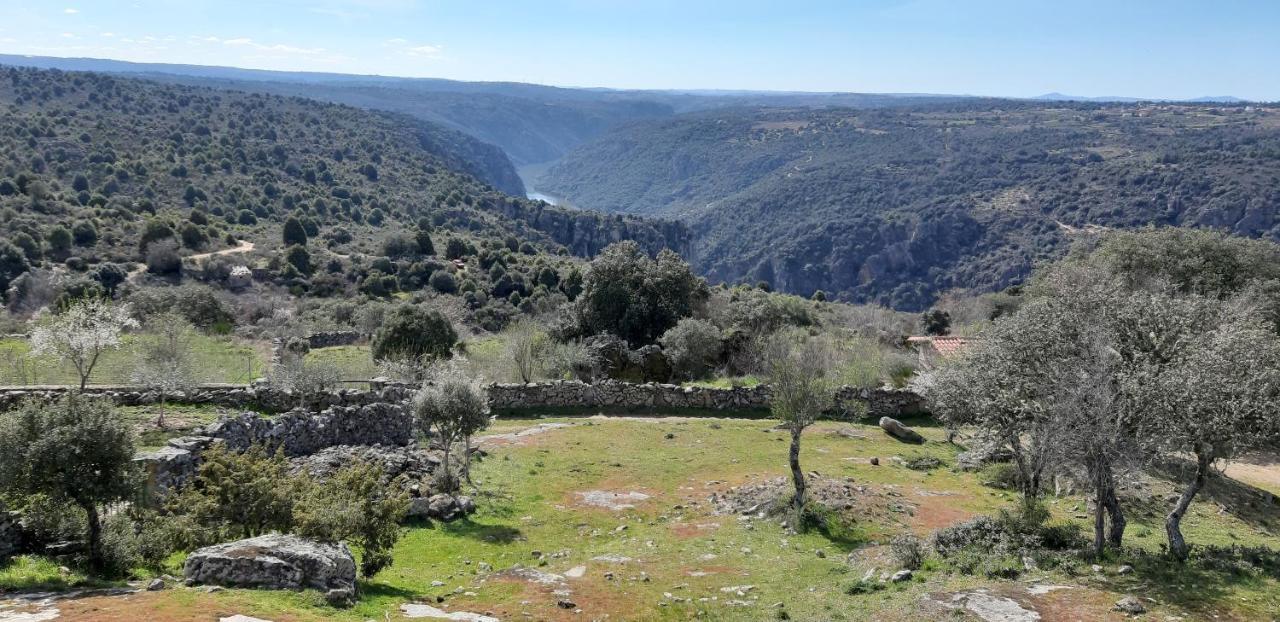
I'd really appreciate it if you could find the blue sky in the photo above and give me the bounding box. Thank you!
[0,0,1277,100]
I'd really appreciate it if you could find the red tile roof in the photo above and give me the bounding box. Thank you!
[907,336,975,358]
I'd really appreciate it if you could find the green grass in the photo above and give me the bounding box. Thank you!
[0,555,95,592]
[117,403,248,450]
[7,415,1278,620]
[0,335,267,386]
[683,375,762,389]
[80,415,1279,621]
[305,345,378,381]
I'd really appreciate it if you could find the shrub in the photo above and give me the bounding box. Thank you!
[890,534,925,570]
[659,318,723,380]
[429,270,458,294]
[128,284,234,331]
[145,239,182,275]
[165,444,298,543]
[371,304,457,364]
[295,461,409,577]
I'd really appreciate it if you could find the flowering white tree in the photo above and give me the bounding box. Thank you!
[29,298,137,390]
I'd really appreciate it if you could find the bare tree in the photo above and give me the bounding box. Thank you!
[131,311,198,428]
[506,320,547,383]
[29,298,137,390]
[413,363,492,492]
[269,353,342,408]
[764,330,838,520]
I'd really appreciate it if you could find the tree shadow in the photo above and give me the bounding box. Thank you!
[356,580,421,601]
[1116,550,1270,618]
[1150,457,1279,535]
[438,518,525,544]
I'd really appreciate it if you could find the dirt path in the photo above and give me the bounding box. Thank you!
[127,240,256,282]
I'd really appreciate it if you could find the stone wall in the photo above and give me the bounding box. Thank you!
[134,400,415,499]
[487,380,925,419]
[0,383,411,414]
[305,331,362,349]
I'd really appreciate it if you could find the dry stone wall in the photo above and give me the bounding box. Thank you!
[487,380,925,419]
[0,383,411,414]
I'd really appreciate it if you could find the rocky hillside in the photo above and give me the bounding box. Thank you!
[540,102,1280,309]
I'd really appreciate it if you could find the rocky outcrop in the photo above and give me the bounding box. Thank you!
[291,443,438,481]
[134,403,417,501]
[0,506,21,562]
[183,534,355,592]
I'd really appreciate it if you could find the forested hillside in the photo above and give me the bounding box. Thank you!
[541,103,1280,309]
[0,56,972,168]
[0,64,688,276]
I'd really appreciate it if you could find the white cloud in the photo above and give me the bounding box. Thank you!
[63,8,79,14]
[100,32,114,37]
[407,44,441,56]
[221,37,324,55]
[386,37,407,45]
[60,32,78,39]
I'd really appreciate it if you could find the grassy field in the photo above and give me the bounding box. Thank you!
[6,413,1277,621]
[305,345,379,382]
[0,335,267,386]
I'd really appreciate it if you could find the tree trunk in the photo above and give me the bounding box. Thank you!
[462,434,474,487]
[441,442,455,493]
[789,427,806,519]
[81,501,102,571]
[1093,463,1106,559]
[1166,446,1212,561]
[1103,465,1126,549]
[156,393,167,429]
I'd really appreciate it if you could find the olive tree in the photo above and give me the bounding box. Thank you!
[0,395,136,570]
[131,311,198,428]
[30,297,138,390]
[413,364,492,492]
[764,330,837,520]
[1141,307,1280,560]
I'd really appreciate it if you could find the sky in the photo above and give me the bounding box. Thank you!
[0,0,1277,100]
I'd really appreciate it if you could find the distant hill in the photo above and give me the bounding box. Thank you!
[0,64,689,273]
[0,55,975,168]
[1034,92,1250,104]
[539,102,1280,310]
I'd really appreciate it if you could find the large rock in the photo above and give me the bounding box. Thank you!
[408,494,476,522]
[955,433,1014,470]
[0,507,21,562]
[183,534,355,592]
[879,417,925,444]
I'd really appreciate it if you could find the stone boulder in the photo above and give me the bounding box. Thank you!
[407,494,476,522]
[955,433,1013,470]
[879,417,924,444]
[183,534,355,592]
[0,507,21,562]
